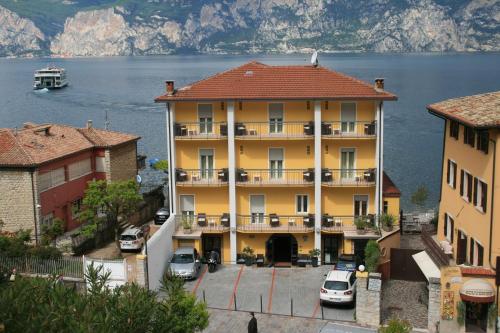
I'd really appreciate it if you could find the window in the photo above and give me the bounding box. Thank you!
[269,103,284,134]
[341,102,356,133]
[71,198,83,219]
[269,148,284,179]
[198,104,213,134]
[473,178,488,213]
[38,168,65,192]
[68,159,92,180]
[464,126,475,147]
[444,213,454,243]
[449,120,459,139]
[383,201,388,214]
[180,195,195,221]
[476,131,489,154]
[41,213,54,227]
[341,148,355,179]
[470,238,484,266]
[296,195,309,214]
[250,195,265,224]
[95,156,106,172]
[354,195,368,216]
[446,160,457,189]
[199,149,214,179]
[460,170,473,202]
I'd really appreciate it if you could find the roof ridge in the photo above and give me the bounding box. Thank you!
[6,129,36,166]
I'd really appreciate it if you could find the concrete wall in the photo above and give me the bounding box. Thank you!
[106,142,137,182]
[0,169,36,235]
[428,277,441,333]
[355,271,382,327]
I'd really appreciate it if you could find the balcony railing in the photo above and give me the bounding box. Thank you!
[236,168,315,186]
[175,168,228,186]
[321,168,376,186]
[175,214,230,232]
[234,121,314,139]
[321,121,377,138]
[236,215,314,232]
[320,214,377,231]
[174,122,227,140]
[421,225,450,268]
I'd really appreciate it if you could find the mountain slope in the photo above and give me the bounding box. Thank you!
[0,0,498,57]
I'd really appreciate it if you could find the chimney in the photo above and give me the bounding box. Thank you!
[166,80,175,95]
[374,78,384,92]
[87,120,93,129]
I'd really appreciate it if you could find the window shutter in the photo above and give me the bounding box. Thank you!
[444,213,448,238]
[469,238,474,265]
[460,170,464,196]
[478,244,484,266]
[450,218,454,243]
[482,183,488,213]
[468,174,473,202]
[453,163,457,189]
[446,160,450,185]
[473,177,478,206]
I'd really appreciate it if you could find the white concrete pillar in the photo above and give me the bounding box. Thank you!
[314,101,322,261]
[227,101,237,264]
[167,102,177,215]
[375,101,383,221]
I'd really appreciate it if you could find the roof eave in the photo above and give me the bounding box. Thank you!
[427,105,499,129]
[155,95,398,103]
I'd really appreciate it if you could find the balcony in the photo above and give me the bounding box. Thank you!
[236,215,314,233]
[321,215,380,239]
[174,122,227,140]
[236,168,315,186]
[321,121,376,139]
[175,214,230,234]
[321,168,376,187]
[175,168,228,187]
[234,121,314,140]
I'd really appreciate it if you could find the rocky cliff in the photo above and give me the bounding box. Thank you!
[0,0,498,57]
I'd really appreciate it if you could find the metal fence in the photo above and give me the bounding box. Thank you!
[0,255,84,279]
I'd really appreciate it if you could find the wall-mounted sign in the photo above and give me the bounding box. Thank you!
[368,277,381,292]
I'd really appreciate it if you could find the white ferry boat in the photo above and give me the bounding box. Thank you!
[33,66,68,90]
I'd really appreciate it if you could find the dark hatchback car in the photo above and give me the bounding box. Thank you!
[154,207,170,225]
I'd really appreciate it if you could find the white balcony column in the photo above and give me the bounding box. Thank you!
[375,101,383,223]
[227,101,237,264]
[167,102,177,215]
[314,100,322,263]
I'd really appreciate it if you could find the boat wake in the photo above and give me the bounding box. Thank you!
[34,88,49,93]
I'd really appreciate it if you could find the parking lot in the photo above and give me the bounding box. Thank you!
[184,264,355,322]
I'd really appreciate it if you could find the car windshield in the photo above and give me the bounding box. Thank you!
[120,235,136,241]
[171,254,194,264]
[324,281,349,291]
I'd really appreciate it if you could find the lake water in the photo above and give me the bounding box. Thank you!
[0,53,499,210]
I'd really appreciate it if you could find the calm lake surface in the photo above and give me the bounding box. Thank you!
[0,53,499,210]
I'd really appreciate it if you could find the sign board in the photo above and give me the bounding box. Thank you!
[368,277,382,292]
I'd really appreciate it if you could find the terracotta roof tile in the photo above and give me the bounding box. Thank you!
[427,91,500,128]
[155,61,397,102]
[460,266,496,277]
[0,124,140,168]
[383,172,401,198]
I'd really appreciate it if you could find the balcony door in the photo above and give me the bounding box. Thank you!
[269,148,284,180]
[198,104,213,134]
[250,195,265,224]
[200,149,214,179]
[341,102,356,133]
[354,195,368,217]
[269,103,283,134]
[341,148,355,179]
[180,195,195,222]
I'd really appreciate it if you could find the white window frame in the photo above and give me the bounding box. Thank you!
[95,156,106,173]
[179,194,195,217]
[197,103,214,134]
[249,194,265,224]
[296,194,309,214]
[447,159,456,188]
[445,213,454,243]
[41,212,54,227]
[475,177,486,213]
[353,195,369,216]
[462,170,472,203]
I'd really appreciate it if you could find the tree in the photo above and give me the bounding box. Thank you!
[81,179,142,248]
[41,218,64,246]
[364,240,381,273]
[411,185,428,211]
[152,159,168,172]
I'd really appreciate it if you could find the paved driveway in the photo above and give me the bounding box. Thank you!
[184,264,355,322]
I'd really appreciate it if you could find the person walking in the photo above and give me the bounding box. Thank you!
[248,312,258,333]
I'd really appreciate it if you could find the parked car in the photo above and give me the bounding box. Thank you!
[169,247,201,280]
[119,227,145,252]
[320,270,357,306]
[154,207,170,225]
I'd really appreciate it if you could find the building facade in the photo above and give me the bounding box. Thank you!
[156,61,400,265]
[0,122,140,241]
[427,91,499,333]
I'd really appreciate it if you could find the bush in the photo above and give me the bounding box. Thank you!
[364,240,380,273]
[380,214,396,229]
[354,217,367,230]
[28,246,62,260]
[379,318,412,333]
[41,218,64,245]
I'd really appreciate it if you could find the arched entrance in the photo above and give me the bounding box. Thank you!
[266,234,298,264]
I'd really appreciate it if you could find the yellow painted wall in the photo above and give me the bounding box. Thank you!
[322,140,376,169]
[490,130,500,264]
[174,238,201,254]
[177,187,229,215]
[321,100,376,122]
[237,141,314,169]
[222,232,231,264]
[237,187,315,216]
[378,231,400,263]
[175,101,227,122]
[438,122,497,268]
[235,101,314,122]
[322,187,376,218]
[384,197,400,219]
[176,140,228,169]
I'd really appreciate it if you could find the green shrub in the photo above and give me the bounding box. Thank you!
[457,301,466,326]
[41,218,64,245]
[380,214,396,229]
[364,240,380,273]
[28,246,62,260]
[379,318,412,333]
[354,217,367,230]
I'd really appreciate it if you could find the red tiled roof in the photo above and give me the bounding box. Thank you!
[155,61,397,102]
[460,266,496,277]
[0,124,140,168]
[427,91,500,128]
[383,172,401,198]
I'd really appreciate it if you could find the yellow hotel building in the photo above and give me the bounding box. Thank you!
[427,91,499,333]
[155,61,400,266]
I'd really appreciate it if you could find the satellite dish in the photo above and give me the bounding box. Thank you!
[311,51,318,67]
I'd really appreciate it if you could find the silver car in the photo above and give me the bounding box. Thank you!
[169,247,201,280]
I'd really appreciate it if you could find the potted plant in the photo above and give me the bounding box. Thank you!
[242,246,255,266]
[182,216,192,234]
[380,213,396,232]
[354,217,366,234]
[309,248,321,267]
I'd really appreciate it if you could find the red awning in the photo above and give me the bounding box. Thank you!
[460,278,495,303]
